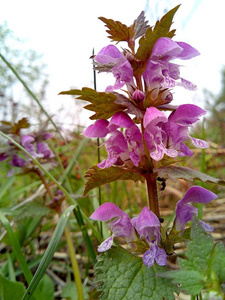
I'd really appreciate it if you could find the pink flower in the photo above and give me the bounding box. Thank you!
[163,104,209,157]
[143,37,200,92]
[90,202,136,252]
[131,207,167,268]
[175,186,217,233]
[94,45,134,91]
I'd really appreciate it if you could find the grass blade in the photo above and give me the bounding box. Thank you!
[0,211,33,284]
[21,205,76,300]
[73,206,96,264]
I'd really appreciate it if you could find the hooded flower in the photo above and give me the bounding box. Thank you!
[90,202,136,252]
[163,104,209,157]
[143,37,200,93]
[83,112,144,168]
[175,186,217,233]
[143,107,178,161]
[131,207,167,268]
[94,45,134,91]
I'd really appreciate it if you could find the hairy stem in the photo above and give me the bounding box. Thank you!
[145,172,160,218]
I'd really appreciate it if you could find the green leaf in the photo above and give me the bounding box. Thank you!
[159,218,225,296]
[38,274,54,300]
[95,246,177,300]
[59,88,127,120]
[99,17,135,44]
[159,270,204,295]
[83,165,144,196]
[21,205,76,300]
[0,274,25,300]
[154,165,225,186]
[135,5,180,74]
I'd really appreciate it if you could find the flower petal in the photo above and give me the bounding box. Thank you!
[97,235,114,252]
[155,247,167,266]
[90,202,126,221]
[82,119,109,138]
[108,112,134,131]
[143,249,155,268]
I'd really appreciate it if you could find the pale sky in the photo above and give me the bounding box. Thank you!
[1,0,224,128]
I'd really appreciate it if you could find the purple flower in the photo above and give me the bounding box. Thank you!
[83,112,144,168]
[143,37,200,92]
[95,45,134,91]
[36,142,54,159]
[82,119,109,138]
[7,154,27,176]
[163,104,209,157]
[143,107,178,161]
[175,186,217,232]
[97,131,129,168]
[90,202,136,252]
[21,135,37,158]
[131,207,167,268]
[0,153,9,162]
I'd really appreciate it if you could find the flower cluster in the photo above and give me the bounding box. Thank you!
[83,37,208,168]
[0,131,54,176]
[90,186,217,268]
[69,10,218,269]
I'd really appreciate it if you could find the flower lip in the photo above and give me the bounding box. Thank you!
[90,202,127,222]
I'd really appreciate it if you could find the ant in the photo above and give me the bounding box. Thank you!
[157,177,166,191]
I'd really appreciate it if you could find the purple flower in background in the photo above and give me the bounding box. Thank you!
[131,207,167,268]
[37,142,54,159]
[90,202,136,252]
[21,135,37,158]
[175,186,217,233]
[94,45,134,91]
[143,107,178,161]
[163,104,209,157]
[143,37,200,92]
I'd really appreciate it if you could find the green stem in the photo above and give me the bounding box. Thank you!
[64,225,84,300]
[145,172,160,218]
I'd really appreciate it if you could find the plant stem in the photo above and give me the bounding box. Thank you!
[64,225,84,300]
[145,172,160,218]
[34,168,54,200]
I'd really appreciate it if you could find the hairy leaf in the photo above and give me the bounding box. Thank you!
[135,5,180,74]
[159,218,225,296]
[84,165,144,196]
[95,246,177,300]
[59,88,127,120]
[134,11,150,39]
[154,165,225,186]
[99,17,135,44]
